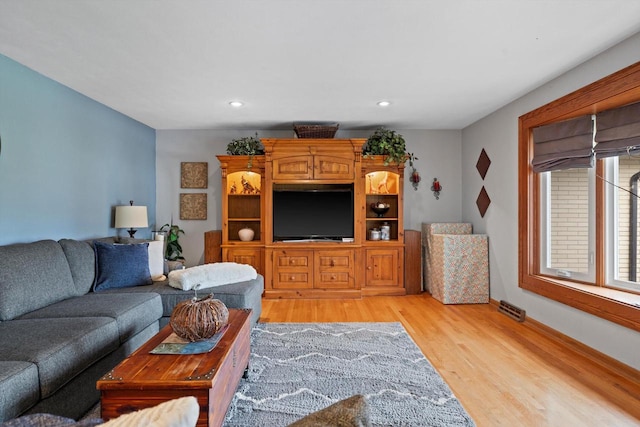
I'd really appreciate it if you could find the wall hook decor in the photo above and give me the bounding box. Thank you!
[431,178,442,199]
[409,168,421,191]
[408,153,420,191]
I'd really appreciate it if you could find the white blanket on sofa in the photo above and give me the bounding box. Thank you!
[168,262,257,291]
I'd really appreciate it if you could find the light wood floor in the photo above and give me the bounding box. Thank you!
[259,294,640,427]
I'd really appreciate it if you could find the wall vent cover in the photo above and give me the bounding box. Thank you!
[498,300,526,322]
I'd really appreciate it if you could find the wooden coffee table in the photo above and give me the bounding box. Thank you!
[97,308,252,427]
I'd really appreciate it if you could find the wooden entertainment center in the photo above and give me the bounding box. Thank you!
[208,138,408,298]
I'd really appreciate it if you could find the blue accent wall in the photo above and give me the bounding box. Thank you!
[0,54,156,244]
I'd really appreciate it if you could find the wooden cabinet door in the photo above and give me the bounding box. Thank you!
[204,230,222,264]
[272,156,312,180]
[314,250,354,289]
[225,247,264,276]
[365,248,400,287]
[272,249,313,289]
[313,155,354,180]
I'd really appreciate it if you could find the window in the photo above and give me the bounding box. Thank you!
[606,156,640,293]
[539,157,640,292]
[539,167,594,282]
[519,61,640,333]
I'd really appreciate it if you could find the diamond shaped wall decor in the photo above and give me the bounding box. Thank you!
[476,186,491,218]
[476,148,491,180]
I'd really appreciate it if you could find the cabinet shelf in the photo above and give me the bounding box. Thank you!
[364,169,402,244]
[228,217,261,222]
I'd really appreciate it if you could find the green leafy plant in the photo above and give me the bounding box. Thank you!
[363,127,408,165]
[226,133,264,168]
[160,222,185,261]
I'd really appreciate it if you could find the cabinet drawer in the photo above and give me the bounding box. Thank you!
[316,252,351,269]
[277,255,310,268]
[317,271,353,289]
[272,250,313,289]
[315,250,354,289]
[274,272,312,289]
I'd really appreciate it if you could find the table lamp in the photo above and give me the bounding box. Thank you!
[115,200,148,238]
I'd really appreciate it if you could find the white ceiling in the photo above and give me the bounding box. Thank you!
[1,0,640,131]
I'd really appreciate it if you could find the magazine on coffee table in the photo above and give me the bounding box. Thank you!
[150,325,229,355]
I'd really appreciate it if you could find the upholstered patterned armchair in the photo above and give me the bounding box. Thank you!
[422,223,489,304]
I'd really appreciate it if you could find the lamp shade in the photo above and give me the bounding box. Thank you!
[115,205,148,229]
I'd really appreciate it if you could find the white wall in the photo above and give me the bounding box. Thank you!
[156,128,462,267]
[156,129,291,266]
[400,130,463,230]
[461,32,640,369]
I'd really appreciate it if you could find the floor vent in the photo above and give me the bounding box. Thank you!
[498,300,526,322]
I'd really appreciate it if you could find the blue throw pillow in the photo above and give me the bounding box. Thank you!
[93,241,152,291]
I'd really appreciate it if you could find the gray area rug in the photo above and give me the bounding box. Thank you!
[223,322,475,426]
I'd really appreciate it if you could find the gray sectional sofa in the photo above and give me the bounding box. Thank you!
[0,238,264,422]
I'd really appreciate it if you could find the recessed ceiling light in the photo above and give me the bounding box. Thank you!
[229,101,244,108]
[377,101,391,107]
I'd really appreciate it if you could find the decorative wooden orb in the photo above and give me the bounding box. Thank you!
[169,294,229,342]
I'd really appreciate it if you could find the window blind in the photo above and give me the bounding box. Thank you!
[531,115,594,173]
[594,101,640,158]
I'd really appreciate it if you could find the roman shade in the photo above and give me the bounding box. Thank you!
[531,115,594,173]
[594,101,640,158]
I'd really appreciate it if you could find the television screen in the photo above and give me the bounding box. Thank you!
[273,186,354,241]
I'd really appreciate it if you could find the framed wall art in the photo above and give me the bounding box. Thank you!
[180,193,207,220]
[180,162,208,189]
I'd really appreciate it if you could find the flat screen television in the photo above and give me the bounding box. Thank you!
[273,184,354,241]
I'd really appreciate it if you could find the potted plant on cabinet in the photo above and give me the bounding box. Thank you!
[363,127,408,166]
[226,133,264,169]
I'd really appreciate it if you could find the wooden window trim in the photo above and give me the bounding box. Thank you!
[518,61,640,332]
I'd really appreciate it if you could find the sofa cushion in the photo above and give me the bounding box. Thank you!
[93,242,152,291]
[100,275,265,326]
[0,240,76,321]
[59,239,96,296]
[147,240,165,281]
[100,396,199,427]
[0,318,119,398]
[167,263,257,291]
[18,293,162,343]
[0,413,103,427]
[0,361,39,422]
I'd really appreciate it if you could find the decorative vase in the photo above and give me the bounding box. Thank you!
[238,227,255,241]
[169,294,229,342]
